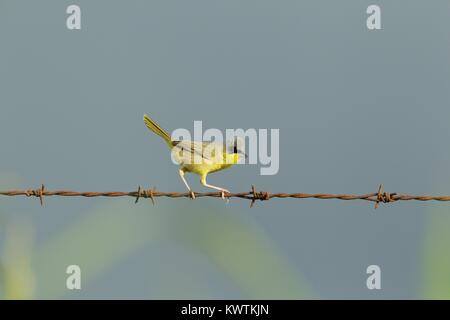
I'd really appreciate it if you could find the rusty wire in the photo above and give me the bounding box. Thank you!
[1,184,450,208]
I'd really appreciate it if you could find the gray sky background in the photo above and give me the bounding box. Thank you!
[1,0,450,299]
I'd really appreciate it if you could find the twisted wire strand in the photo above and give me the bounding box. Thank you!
[1,184,450,208]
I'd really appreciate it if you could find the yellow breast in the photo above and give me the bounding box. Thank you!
[181,153,239,176]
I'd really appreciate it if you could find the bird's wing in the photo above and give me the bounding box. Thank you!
[172,140,225,165]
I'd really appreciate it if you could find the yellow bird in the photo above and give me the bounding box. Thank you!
[143,114,246,200]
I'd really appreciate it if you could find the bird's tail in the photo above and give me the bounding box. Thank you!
[143,114,173,148]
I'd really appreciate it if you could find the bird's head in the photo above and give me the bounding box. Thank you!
[229,137,247,160]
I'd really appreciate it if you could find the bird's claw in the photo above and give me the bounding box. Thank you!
[221,190,230,203]
[190,191,196,199]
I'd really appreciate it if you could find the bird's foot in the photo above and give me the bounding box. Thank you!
[189,191,196,199]
[221,190,231,203]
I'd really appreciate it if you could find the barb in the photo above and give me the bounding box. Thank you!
[2,184,450,208]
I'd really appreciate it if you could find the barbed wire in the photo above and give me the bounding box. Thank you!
[1,184,450,208]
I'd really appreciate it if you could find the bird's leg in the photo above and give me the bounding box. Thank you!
[179,169,195,199]
[200,175,230,201]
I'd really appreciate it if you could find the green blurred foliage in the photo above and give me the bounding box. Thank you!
[2,189,450,298]
[1,197,312,299]
[1,175,450,299]
[1,219,35,299]
[421,207,450,299]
